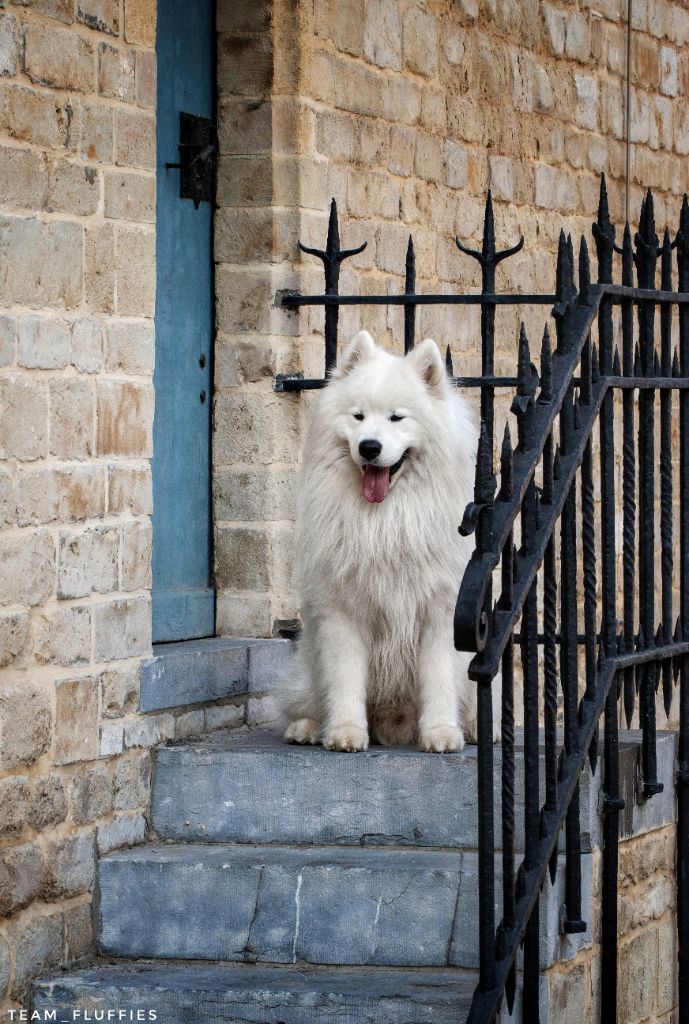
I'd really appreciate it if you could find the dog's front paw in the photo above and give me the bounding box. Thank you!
[462,718,501,744]
[419,725,464,753]
[322,724,369,752]
[284,718,321,745]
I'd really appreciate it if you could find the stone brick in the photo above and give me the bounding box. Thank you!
[214,466,296,522]
[8,912,63,1000]
[0,13,18,76]
[71,318,103,373]
[71,766,113,824]
[205,702,245,731]
[0,216,82,309]
[0,610,29,667]
[124,0,155,45]
[657,920,677,1014]
[565,11,590,62]
[99,42,136,102]
[215,206,276,263]
[54,675,100,764]
[135,49,156,110]
[46,159,99,216]
[14,0,73,22]
[214,390,299,466]
[107,464,152,515]
[0,684,51,769]
[543,3,566,56]
[85,223,115,312]
[546,964,588,1024]
[617,927,657,1022]
[123,712,173,750]
[15,465,106,526]
[445,140,468,189]
[115,226,155,316]
[215,335,276,387]
[100,664,139,717]
[364,0,401,70]
[97,380,154,457]
[534,164,575,211]
[58,525,119,599]
[347,168,400,219]
[0,314,14,365]
[0,146,47,210]
[215,525,271,592]
[115,109,155,169]
[99,721,124,756]
[120,519,152,591]
[49,378,95,459]
[0,842,46,916]
[217,0,270,32]
[490,156,514,201]
[45,833,96,898]
[114,752,151,810]
[81,102,114,163]
[22,22,95,92]
[218,33,273,96]
[175,708,206,739]
[17,316,70,370]
[216,592,271,636]
[414,132,443,182]
[64,901,94,964]
[403,7,438,77]
[93,597,151,661]
[28,774,68,830]
[33,604,91,667]
[0,776,29,840]
[77,0,119,34]
[104,320,154,376]
[0,531,54,606]
[660,45,678,96]
[215,266,272,334]
[0,467,11,524]
[104,171,155,223]
[632,33,660,89]
[1,86,74,151]
[97,812,146,853]
[388,125,416,177]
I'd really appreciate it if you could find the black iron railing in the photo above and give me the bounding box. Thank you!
[276,178,688,1024]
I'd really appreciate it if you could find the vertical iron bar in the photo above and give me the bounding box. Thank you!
[677,195,689,1024]
[498,426,517,1014]
[404,235,416,354]
[560,376,585,934]
[594,176,623,1024]
[621,223,637,727]
[660,228,674,715]
[473,423,497,998]
[634,191,663,797]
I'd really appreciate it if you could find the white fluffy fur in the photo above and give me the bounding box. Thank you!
[281,331,500,753]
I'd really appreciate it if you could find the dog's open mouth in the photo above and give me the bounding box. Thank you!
[361,452,407,503]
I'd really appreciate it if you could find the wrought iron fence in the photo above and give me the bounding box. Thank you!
[275,178,688,1024]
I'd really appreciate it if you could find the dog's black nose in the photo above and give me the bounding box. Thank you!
[359,438,382,461]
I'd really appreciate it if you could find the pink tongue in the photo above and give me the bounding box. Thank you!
[362,466,391,503]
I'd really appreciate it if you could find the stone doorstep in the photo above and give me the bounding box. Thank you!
[151,729,678,852]
[96,842,592,971]
[31,961,477,1024]
[139,636,294,712]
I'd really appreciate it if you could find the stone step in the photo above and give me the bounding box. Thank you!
[97,842,591,970]
[151,728,600,850]
[32,961,477,1024]
[139,637,293,712]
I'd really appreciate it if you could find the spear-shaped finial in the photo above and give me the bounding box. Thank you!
[499,422,513,501]
[593,174,615,282]
[445,344,454,377]
[613,347,621,376]
[677,193,689,291]
[578,236,591,303]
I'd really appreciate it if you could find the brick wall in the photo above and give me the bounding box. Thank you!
[213,0,689,643]
[0,0,159,1010]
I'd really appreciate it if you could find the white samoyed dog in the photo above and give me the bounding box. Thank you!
[281,330,499,753]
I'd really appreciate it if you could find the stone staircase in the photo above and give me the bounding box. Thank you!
[31,725,677,1023]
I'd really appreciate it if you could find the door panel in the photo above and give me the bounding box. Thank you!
[153,0,215,642]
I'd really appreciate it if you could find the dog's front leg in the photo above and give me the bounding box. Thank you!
[418,621,464,753]
[320,612,369,752]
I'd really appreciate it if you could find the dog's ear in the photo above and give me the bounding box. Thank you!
[408,338,445,395]
[333,330,377,377]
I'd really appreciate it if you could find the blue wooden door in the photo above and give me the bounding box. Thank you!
[153,0,215,642]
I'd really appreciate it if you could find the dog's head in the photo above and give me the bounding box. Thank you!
[323,331,451,504]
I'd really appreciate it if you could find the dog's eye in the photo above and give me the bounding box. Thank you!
[352,412,365,421]
[389,414,405,422]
